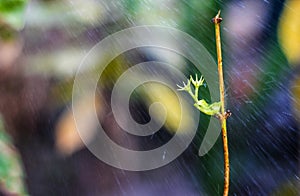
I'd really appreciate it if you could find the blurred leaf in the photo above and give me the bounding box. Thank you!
[55,95,103,155]
[0,118,27,195]
[0,0,28,30]
[291,74,300,121]
[272,179,300,196]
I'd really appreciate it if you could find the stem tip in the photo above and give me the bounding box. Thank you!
[212,10,223,24]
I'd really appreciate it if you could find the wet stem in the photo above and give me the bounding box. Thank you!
[213,10,230,196]
[177,10,230,196]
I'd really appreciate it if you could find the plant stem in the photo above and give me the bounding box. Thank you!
[212,10,230,196]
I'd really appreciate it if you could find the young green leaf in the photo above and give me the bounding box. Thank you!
[194,100,221,116]
[177,75,221,116]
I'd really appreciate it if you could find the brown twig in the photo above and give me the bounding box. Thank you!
[212,10,230,196]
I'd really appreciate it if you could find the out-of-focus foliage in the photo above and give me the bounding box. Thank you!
[55,95,102,155]
[0,119,27,195]
[0,0,28,30]
[272,179,299,196]
[0,1,28,195]
[292,76,300,121]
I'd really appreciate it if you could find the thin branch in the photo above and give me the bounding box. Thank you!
[212,10,230,196]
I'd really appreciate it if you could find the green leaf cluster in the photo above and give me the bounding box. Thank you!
[177,75,221,116]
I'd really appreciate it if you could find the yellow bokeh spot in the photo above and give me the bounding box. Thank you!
[278,0,300,65]
[142,83,195,134]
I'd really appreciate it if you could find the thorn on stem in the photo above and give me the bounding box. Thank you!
[225,110,232,119]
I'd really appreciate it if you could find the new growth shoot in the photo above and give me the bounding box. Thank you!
[177,10,231,196]
[177,75,221,116]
